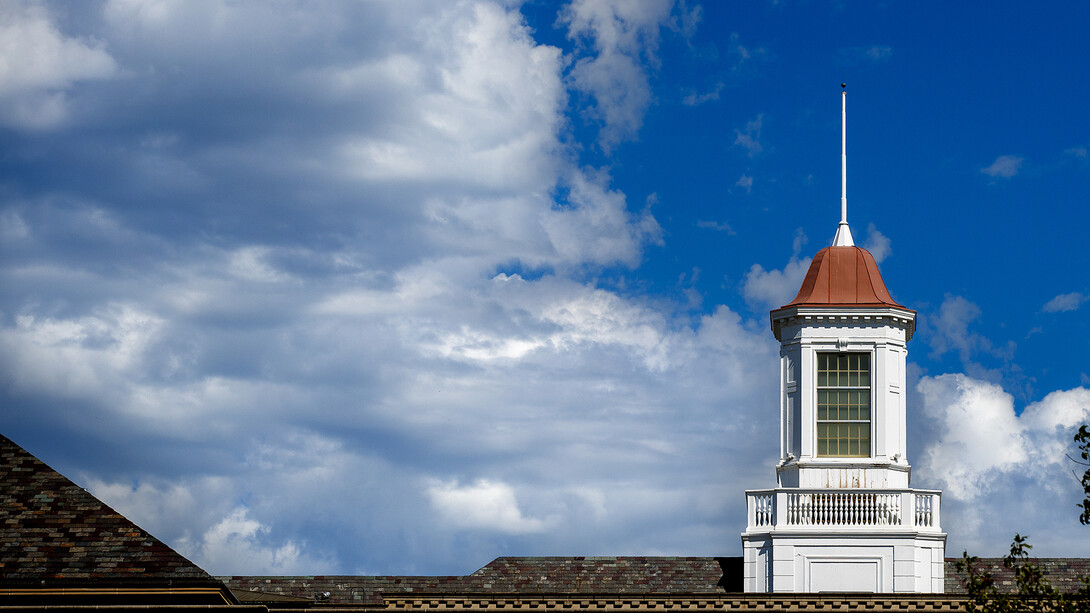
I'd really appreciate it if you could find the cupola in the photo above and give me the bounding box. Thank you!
[740,84,944,594]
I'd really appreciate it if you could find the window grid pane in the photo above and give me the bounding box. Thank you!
[816,353,870,458]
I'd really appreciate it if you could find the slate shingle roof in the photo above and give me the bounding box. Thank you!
[220,555,1090,605]
[0,434,215,588]
[219,558,738,606]
[946,557,1090,595]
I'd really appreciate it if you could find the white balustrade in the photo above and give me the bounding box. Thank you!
[914,492,940,528]
[744,489,941,532]
[749,491,774,527]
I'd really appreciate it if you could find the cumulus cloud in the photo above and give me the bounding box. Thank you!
[981,154,1024,178]
[179,507,333,575]
[743,229,810,311]
[735,174,753,193]
[916,374,1090,555]
[428,480,552,534]
[1042,291,1089,313]
[559,0,685,153]
[0,0,776,569]
[917,375,1030,499]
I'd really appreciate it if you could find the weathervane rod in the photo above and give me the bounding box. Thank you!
[832,79,855,246]
[841,80,847,225]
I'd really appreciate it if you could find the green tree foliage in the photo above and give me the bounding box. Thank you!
[1076,425,1090,526]
[957,534,1089,612]
[957,427,1090,612]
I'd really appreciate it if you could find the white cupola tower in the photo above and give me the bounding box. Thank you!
[741,85,945,593]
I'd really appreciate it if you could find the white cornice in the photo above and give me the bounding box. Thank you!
[770,305,916,341]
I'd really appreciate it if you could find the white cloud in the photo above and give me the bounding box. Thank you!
[428,479,552,534]
[726,32,766,74]
[696,220,735,234]
[917,374,1029,499]
[559,0,681,153]
[334,3,566,192]
[863,222,891,264]
[926,295,985,362]
[916,374,1090,555]
[743,230,810,311]
[682,82,723,106]
[733,114,763,157]
[1042,291,1088,313]
[0,2,120,128]
[179,507,333,575]
[0,305,163,403]
[981,154,1024,178]
[735,174,753,193]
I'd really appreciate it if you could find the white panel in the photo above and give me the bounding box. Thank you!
[808,559,880,592]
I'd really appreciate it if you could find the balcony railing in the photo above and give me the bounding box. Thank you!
[745,488,941,533]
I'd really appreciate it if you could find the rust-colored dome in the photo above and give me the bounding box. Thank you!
[781,246,904,309]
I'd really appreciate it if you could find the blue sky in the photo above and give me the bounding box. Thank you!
[1,0,1089,575]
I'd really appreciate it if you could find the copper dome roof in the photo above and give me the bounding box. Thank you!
[780,245,905,309]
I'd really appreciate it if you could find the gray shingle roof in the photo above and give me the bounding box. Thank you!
[0,434,216,588]
[220,555,1090,605]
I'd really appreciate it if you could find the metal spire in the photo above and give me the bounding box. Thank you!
[832,80,854,247]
